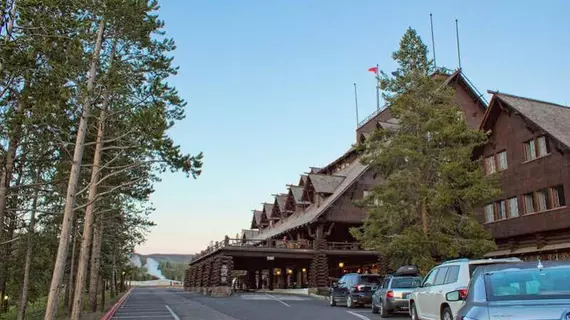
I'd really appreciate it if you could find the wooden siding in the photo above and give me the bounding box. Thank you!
[478,106,570,239]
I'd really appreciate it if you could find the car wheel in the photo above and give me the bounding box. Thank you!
[346,296,355,308]
[379,301,389,318]
[371,302,379,314]
[410,302,419,320]
[329,295,336,307]
[442,306,453,320]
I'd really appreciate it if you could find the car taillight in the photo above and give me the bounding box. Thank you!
[458,288,468,299]
[386,290,394,298]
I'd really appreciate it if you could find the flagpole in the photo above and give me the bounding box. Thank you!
[375,63,380,111]
[354,82,359,127]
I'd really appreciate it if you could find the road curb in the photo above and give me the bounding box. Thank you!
[100,288,133,320]
[256,290,328,301]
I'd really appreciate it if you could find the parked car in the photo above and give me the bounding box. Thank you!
[372,265,422,318]
[447,260,570,320]
[329,273,382,308]
[408,257,521,320]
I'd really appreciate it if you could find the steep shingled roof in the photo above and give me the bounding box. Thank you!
[289,186,310,205]
[307,174,345,194]
[275,194,289,213]
[490,92,570,148]
[253,210,265,226]
[264,203,278,220]
[255,157,369,241]
[299,175,308,186]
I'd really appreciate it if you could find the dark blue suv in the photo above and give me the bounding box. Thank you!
[329,273,382,308]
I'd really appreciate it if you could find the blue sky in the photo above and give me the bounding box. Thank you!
[136,0,570,254]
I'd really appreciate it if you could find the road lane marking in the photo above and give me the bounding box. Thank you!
[241,294,309,301]
[165,304,181,320]
[264,293,291,307]
[346,311,371,320]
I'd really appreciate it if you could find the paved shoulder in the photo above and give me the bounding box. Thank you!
[118,288,410,320]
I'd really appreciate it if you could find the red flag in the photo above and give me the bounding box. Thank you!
[367,66,378,74]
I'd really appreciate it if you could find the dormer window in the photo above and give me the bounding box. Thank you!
[524,135,550,161]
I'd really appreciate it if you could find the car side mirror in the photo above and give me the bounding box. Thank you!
[446,290,465,302]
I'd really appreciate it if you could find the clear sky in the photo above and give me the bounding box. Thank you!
[135,0,570,255]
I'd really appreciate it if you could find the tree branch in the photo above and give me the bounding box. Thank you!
[73,177,145,212]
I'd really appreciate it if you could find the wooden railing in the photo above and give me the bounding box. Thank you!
[326,241,361,250]
[192,238,363,261]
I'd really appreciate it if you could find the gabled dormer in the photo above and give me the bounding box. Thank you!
[263,202,278,227]
[252,209,268,229]
[302,174,345,206]
[273,193,291,218]
[287,185,310,213]
[298,175,308,187]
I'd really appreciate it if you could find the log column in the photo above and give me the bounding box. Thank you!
[308,223,333,290]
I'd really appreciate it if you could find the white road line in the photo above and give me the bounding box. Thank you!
[264,293,291,307]
[165,304,181,320]
[346,311,371,320]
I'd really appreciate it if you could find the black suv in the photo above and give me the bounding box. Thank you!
[329,273,381,308]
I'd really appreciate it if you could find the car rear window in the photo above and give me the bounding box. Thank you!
[485,266,570,301]
[391,277,422,288]
[469,263,508,277]
[359,275,381,284]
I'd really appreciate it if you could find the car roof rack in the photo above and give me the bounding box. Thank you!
[441,258,469,265]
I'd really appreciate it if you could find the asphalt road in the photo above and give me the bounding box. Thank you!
[111,287,410,320]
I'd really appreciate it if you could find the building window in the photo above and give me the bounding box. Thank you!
[524,136,550,161]
[524,193,535,214]
[485,156,496,175]
[524,139,536,161]
[552,185,566,208]
[536,188,550,211]
[537,136,550,157]
[484,204,494,223]
[363,190,371,198]
[497,151,508,171]
[496,200,507,220]
[508,197,519,218]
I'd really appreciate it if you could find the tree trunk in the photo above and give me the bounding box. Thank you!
[66,219,78,314]
[70,38,115,320]
[0,90,26,305]
[16,169,41,320]
[88,214,104,312]
[0,0,17,74]
[99,277,105,312]
[421,199,428,235]
[110,252,116,298]
[44,19,106,320]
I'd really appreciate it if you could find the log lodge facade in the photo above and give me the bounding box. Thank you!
[184,69,570,296]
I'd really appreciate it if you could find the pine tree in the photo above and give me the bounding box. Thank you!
[352,28,500,273]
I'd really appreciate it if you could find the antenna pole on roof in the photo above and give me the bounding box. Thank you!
[455,19,462,70]
[430,13,437,68]
[354,82,359,127]
[375,64,381,112]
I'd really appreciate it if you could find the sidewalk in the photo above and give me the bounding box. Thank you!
[255,288,328,301]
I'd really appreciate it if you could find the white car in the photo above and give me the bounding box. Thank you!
[408,257,521,320]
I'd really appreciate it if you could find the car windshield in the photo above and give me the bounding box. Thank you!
[359,275,381,284]
[392,277,422,288]
[485,266,570,301]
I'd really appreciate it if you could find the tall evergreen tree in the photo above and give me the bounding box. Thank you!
[352,28,500,273]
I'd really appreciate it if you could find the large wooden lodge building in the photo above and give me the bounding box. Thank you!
[184,69,570,295]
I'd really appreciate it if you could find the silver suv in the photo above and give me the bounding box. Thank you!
[408,257,521,320]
